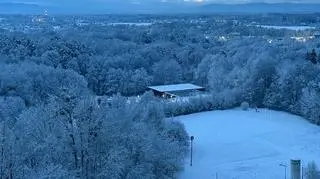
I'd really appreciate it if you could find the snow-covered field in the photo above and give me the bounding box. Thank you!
[107,22,152,26]
[176,108,320,179]
[257,25,315,30]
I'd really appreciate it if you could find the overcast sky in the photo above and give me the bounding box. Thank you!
[10,0,320,5]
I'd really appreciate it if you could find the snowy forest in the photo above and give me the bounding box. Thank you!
[1,14,320,178]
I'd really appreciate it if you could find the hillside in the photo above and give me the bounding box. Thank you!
[176,109,320,179]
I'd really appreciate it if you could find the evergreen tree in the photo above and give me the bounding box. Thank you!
[306,49,317,64]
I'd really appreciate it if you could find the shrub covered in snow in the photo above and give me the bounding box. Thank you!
[163,92,240,117]
[241,101,250,111]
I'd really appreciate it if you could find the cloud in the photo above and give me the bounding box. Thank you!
[10,0,320,4]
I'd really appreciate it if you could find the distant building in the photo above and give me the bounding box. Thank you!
[32,17,45,23]
[147,83,205,99]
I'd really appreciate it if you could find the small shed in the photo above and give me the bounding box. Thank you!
[147,83,205,99]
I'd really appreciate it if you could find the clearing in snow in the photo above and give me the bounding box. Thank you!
[176,108,320,179]
[256,25,316,30]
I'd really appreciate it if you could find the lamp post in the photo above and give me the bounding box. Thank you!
[190,136,194,166]
[279,163,287,179]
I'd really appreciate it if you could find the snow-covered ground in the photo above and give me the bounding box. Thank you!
[176,108,320,179]
[107,22,152,26]
[257,25,315,30]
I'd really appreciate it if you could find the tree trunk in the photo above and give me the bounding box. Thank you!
[0,121,5,179]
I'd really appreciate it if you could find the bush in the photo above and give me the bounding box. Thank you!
[241,101,250,111]
[162,93,240,117]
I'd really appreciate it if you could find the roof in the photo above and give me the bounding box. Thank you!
[148,83,204,92]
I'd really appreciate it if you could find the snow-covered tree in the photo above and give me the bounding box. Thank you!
[305,161,320,179]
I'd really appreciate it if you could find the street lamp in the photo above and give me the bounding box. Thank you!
[190,136,194,166]
[279,163,287,179]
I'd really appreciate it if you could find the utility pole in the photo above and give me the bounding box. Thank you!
[280,163,287,179]
[190,136,194,166]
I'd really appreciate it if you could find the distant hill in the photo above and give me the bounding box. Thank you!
[0,2,45,14]
[200,3,320,14]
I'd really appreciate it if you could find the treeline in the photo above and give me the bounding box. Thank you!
[195,39,320,125]
[0,25,208,96]
[170,37,320,124]
[0,22,302,97]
